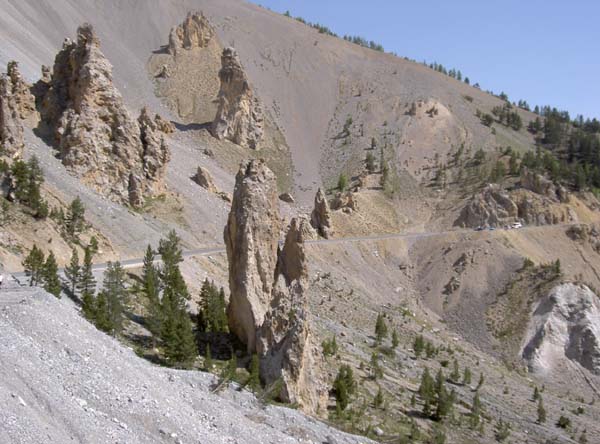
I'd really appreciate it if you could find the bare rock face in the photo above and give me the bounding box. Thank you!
[193,166,217,193]
[168,12,215,56]
[38,24,169,206]
[257,218,325,413]
[6,61,35,119]
[211,48,264,149]
[520,168,569,202]
[224,160,281,351]
[310,188,333,238]
[331,191,358,213]
[138,107,171,196]
[0,74,24,158]
[522,283,600,375]
[454,184,518,228]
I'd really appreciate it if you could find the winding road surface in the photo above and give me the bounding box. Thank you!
[8,224,567,284]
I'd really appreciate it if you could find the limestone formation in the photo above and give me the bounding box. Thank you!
[211,47,263,149]
[5,61,35,119]
[224,160,281,351]
[168,12,215,55]
[138,107,171,195]
[520,168,569,202]
[331,191,358,213]
[193,166,218,193]
[38,24,170,206]
[0,75,24,158]
[225,162,324,412]
[310,188,333,238]
[522,283,600,375]
[257,217,325,413]
[454,184,518,228]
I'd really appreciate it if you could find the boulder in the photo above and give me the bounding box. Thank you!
[211,48,263,149]
[454,184,518,228]
[310,188,332,238]
[331,191,358,213]
[168,12,215,55]
[224,160,281,351]
[278,192,294,203]
[37,24,170,206]
[193,166,218,193]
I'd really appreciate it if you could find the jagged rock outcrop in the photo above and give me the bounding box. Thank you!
[224,160,281,351]
[0,61,34,158]
[331,191,359,213]
[193,166,218,193]
[0,75,24,158]
[514,192,575,226]
[37,24,170,206]
[257,217,325,413]
[566,224,600,253]
[520,168,569,203]
[168,12,215,55]
[211,47,263,149]
[5,61,35,119]
[522,283,600,375]
[454,184,518,228]
[310,188,333,238]
[138,107,171,195]
[225,162,324,412]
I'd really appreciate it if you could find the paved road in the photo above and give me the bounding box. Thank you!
[9,224,570,284]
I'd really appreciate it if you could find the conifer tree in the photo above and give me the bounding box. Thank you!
[203,344,213,371]
[463,367,472,386]
[43,251,61,298]
[141,245,161,337]
[537,398,546,423]
[374,386,384,409]
[79,246,96,320]
[419,368,435,416]
[22,244,45,286]
[450,359,460,383]
[98,261,127,335]
[65,197,86,238]
[64,247,80,295]
[333,364,355,411]
[159,230,196,367]
[392,329,399,348]
[470,391,482,428]
[413,334,425,357]
[532,386,540,401]
[375,313,388,344]
[247,353,261,391]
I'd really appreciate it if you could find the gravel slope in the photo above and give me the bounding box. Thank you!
[0,282,371,444]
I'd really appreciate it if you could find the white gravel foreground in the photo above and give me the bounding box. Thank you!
[0,283,371,444]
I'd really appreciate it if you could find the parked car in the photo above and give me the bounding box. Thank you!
[512,222,523,229]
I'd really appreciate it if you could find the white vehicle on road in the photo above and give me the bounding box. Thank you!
[511,222,523,229]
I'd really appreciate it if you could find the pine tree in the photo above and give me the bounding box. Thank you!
[391,329,399,348]
[476,372,485,390]
[247,353,261,391]
[413,334,425,357]
[532,386,540,401]
[203,344,213,371]
[65,197,86,238]
[159,231,196,367]
[337,173,348,191]
[537,398,546,423]
[333,364,355,411]
[370,352,383,379]
[470,391,482,429]
[141,245,161,337]
[22,244,45,286]
[450,359,460,383]
[98,261,127,335]
[42,251,61,298]
[64,247,80,295]
[419,368,435,412]
[463,367,472,386]
[79,246,96,320]
[375,313,388,344]
[434,369,453,420]
[374,386,384,409]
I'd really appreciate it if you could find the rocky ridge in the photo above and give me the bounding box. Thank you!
[168,11,215,55]
[211,47,264,149]
[37,24,170,206]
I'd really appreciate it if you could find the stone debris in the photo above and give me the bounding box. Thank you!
[310,188,333,238]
